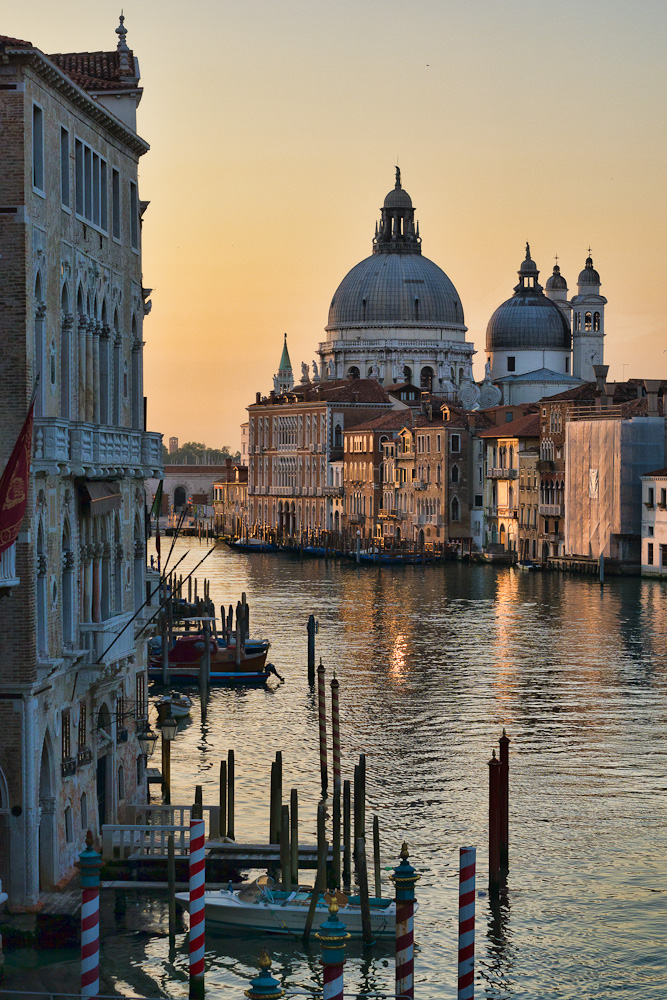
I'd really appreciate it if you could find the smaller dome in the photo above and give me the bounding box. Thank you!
[578,255,600,286]
[383,185,413,210]
[546,264,567,291]
[518,243,538,275]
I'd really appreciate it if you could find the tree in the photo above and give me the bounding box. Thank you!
[162,441,241,465]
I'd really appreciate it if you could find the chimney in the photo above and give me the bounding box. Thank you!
[269,390,276,402]
[644,379,661,416]
[593,364,609,410]
[256,392,261,404]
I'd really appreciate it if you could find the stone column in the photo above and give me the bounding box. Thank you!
[92,323,101,425]
[100,325,111,425]
[92,544,103,624]
[78,315,87,422]
[23,697,40,906]
[86,320,95,423]
[82,545,93,623]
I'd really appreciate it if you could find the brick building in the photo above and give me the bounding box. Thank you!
[0,22,162,907]
[213,462,249,536]
[479,412,541,553]
[344,410,406,539]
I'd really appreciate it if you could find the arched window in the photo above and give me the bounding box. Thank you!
[334,424,342,448]
[451,497,460,522]
[60,285,72,419]
[131,315,141,429]
[585,312,592,331]
[593,312,600,332]
[414,297,419,320]
[173,486,186,510]
[403,366,412,384]
[347,366,360,380]
[37,519,47,655]
[451,464,459,484]
[133,514,144,612]
[65,804,73,842]
[80,792,88,831]
[420,366,434,391]
[62,521,74,646]
[574,313,580,332]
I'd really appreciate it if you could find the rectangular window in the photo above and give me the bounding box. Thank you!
[565,357,570,373]
[507,356,516,372]
[648,488,654,506]
[100,159,108,231]
[436,434,441,452]
[32,103,44,192]
[84,145,92,220]
[78,702,87,750]
[647,542,654,565]
[475,494,483,507]
[112,168,121,239]
[451,434,460,453]
[60,128,70,207]
[75,139,84,215]
[661,488,666,507]
[129,180,139,249]
[92,153,100,226]
[136,672,146,719]
[505,411,514,422]
[62,709,71,760]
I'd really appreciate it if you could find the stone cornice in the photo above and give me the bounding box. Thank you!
[5,45,149,158]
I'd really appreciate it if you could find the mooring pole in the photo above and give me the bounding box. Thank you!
[219,759,227,841]
[355,837,373,946]
[77,830,102,998]
[227,748,235,840]
[167,833,176,951]
[245,949,284,1000]
[488,750,501,893]
[458,846,476,1000]
[317,659,328,798]
[332,783,341,889]
[498,730,510,872]
[317,898,349,1000]
[391,841,420,1000]
[189,805,206,1000]
[307,614,316,686]
[290,788,299,887]
[372,815,381,897]
[280,804,291,889]
[331,672,341,791]
[343,779,352,892]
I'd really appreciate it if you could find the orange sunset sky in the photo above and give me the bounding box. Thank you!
[6,0,667,449]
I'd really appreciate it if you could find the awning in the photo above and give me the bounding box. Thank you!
[82,481,122,516]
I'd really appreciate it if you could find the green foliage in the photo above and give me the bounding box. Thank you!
[163,441,241,465]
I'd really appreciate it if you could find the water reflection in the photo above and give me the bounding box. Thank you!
[99,541,667,999]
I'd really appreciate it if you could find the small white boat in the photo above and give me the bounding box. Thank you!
[158,693,192,719]
[175,880,404,937]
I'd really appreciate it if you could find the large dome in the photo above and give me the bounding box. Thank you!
[486,245,571,351]
[327,252,465,331]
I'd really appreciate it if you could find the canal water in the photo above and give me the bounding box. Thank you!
[25,540,667,998]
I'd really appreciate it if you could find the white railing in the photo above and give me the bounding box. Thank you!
[488,467,518,479]
[101,823,189,859]
[80,610,136,665]
[539,504,563,516]
[0,543,19,589]
[128,803,221,839]
[33,419,163,474]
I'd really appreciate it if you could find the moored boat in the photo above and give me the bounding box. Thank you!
[149,633,272,684]
[228,538,278,553]
[175,881,404,937]
[157,693,192,718]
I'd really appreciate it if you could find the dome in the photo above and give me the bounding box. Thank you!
[578,255,600,286]
[546,264,567,291]
[384,186,413,210]
[327,252,465,331]
[486,245,570,351]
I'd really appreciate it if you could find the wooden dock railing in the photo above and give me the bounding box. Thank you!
[125,804,221,839]
[101,823,189,859]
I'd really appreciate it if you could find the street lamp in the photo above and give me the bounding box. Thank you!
[137,726,158,762]
[161,715,178,805]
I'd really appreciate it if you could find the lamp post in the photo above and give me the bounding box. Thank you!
[137,725,158,791]
[161,715,178,804]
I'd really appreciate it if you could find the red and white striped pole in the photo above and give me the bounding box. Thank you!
[331,672,341,791]
[189,814,206,1000]
[392,841,420,1000]
[317,658,328,798]
[77,829,102,998]
[458,846,476,1000]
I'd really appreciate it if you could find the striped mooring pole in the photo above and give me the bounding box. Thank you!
[331,672,341,790]
[317,897,350,1000]
[245,948,284,1000]
[77,829,102,998]
[189,816,206,999]
[317,658,328,798]
[391,841,420,1000]
[458,846,476,1000]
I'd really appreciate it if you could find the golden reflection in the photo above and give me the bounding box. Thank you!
[389,633,408,682]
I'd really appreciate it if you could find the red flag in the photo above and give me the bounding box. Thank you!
[0,398,35,556]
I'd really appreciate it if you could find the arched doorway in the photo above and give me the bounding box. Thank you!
[395,526,401,543]
[417,529,425,549]
[542,542,550,563]
[347,366,360,379]
[403,366,412,384]
[173,486,186,510]
[39,734,57,891]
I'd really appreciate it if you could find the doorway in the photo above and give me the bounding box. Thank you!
[97,754,107,831]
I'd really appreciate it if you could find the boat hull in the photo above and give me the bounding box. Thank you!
[175,890,399,937]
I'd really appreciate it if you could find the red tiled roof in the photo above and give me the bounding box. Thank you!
[0,34,33,47]
[259,379,392,406]
[345,410,411,432]
[643,468,667,478]
[47,49,138,91]
[477,412,541,439]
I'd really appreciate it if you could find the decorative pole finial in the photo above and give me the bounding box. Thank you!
[116,12,128,48]
[86,829,94,850]
[329,895,339,916]
[258,948,271,970]
[400,840,409,861]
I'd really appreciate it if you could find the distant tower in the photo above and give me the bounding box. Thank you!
[274,333,294,393]
[168,436,178,454]
[544,261,571,317]
[571,254,607,382]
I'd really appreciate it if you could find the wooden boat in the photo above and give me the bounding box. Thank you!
[175,881,405,937]
[229,538,278,553]
[149,634,272,684]
[157,693,192,718]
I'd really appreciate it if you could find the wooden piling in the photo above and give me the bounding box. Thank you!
[280,804,291,889]
[188,576,192,603]
[227,749,235,840]
[498,730,509,871]
[161,610,169,687]
[167,833,176,950]
[332,784,341,889]
[343,779,351,891]
[219,759,227,841]
[194,784,203,819]
[358,753,366,840]
[488,750,501,892]
[235,602,242,667]
[290,788,299,887]
[317,660,328,798]
[373,815,381,897]
[303,837,328,944]
[331,673,341,791]
[355,837,374,945]
[307,614,316,686]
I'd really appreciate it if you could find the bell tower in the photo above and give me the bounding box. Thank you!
[571,253,607,382]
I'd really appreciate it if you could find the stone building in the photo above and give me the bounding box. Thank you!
[0,22,163,907]
[343,410,407,540]
[478,413,541,553]
[317,170,476,397]
[247,379,392,537]
[641,469,667,577]
[212,463,249,537]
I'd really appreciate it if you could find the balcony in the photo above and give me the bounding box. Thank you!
[413,481,427,491]
[379,508,397,518]
[77,747,93,767]
[80,610,137,666]
[61,757,76,778]
[496,505,518,518]
[33,418,163,478]
[488,467,518,479]
[539,504,563,517]
[0,543,19,594]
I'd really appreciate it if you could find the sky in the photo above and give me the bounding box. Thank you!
[6,0,667,449]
